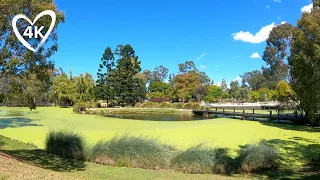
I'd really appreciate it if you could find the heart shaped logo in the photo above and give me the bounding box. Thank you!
[12,10,56,52]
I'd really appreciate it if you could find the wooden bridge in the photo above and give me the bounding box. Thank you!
[193,106,305,122]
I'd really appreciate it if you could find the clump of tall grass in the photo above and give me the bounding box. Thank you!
[171,144,234,174]
[87,134,176,169]
[45,129,84,160]
[235,141,280,173]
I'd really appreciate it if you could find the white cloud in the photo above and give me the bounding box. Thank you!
[266,5,270,9]
[273,0,281,3]
[196,52,206,60]
[250,52,260,59]
[199,65,207,69]
[232,23,275,43]
[235,76,242,82]
[281,21,287,24]
[215,81,222,86]
[301,3,313,13]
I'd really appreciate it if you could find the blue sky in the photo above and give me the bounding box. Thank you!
[52,0,312,84]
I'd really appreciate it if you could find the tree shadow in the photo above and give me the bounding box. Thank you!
[259,121,320,133]
[0,117,42,129]
[0,139,5,147]
[290,137,320,144]
[2,149,86,172]
[256,139,320,179]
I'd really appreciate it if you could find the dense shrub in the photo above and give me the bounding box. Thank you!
[73,102,96,113]
[73,102,86,112]
[150,97,170,103]
[45,129,84,160]
[134,102,143,108]
[141,102,156,108]
[183,102,201,110]
[175,102,184,109]
[87,135,176,169]
[171,145,234,174]
[235,141,280,173]
[159,102,170,108]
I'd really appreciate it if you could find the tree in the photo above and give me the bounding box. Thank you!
[257,88,272,102]
[221,79,228,92]
[198,71,212,86]
[149,81,170,93]
[148,92,166,99]
[96,47,115,103]
[251,91,260,102]
[143,69,152,84]
[110,44,144,106]
[239,87,250,102]
[51,73,77,105]
[0,0,64,109]
[178,61,197,74]
[172,73,202,102]
[152,66,169,82]
[262,23,295,89]
[229,80,240,99]
[75,73,95,102]
[289,7,320,125]
[131,73,147,103]
[314,0,320,8]
[204,85,222,103]
[241,70,269,91]
[193,85,207,102]
[275,80,294,103]
[143,66,169,84]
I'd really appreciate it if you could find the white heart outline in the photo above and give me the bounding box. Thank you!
[12,10,56,52]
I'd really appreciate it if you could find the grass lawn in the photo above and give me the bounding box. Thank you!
[0,106,320,179]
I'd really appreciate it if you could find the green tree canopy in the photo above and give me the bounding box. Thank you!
[0,0,64,109]
[289,8,320,125]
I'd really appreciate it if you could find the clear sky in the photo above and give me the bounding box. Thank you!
[52,0,312,84]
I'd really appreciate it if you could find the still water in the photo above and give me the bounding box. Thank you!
[104,114,216,121]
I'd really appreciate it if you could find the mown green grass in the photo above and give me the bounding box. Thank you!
[0,107,320,179]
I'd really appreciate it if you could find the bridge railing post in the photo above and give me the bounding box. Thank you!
[223,108,225,118]
[269,111,272,121]
[253,109,255,120]
[242,110,245,120]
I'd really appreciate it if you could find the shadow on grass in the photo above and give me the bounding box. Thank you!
[2,149,86,172]
[260,121,320,132]
[253,139,320,179]
[0,135,85,172]
[0,117,42,129]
